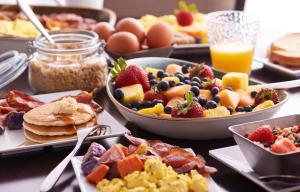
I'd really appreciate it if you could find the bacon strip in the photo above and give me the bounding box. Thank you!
[124,134,217,175]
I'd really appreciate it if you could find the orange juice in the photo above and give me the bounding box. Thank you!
[210,43,254,73]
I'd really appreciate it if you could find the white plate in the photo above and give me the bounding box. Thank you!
[0,90,129,156]
[106,57,288,140]
[209,145,300,192]
[71,155,220,192]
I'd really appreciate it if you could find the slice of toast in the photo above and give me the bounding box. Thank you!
[269,33,300,67]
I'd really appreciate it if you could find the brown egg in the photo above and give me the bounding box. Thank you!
[93,22,115,41]
[147,22,175,48]
[116,17,145,43]
[106,32,140,54]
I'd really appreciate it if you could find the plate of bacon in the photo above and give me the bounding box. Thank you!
[71,134,219,192]
[0,90,129,156]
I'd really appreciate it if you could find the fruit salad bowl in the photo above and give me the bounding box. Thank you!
[106,57,288,140]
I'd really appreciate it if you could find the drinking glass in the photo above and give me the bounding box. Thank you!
[206,11,259,74]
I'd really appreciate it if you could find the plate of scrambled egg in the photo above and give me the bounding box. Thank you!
[71,156,219,192]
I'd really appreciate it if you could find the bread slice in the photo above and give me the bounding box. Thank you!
[269,33,300,67]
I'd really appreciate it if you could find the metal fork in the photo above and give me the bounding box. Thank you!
[39,125,105,192]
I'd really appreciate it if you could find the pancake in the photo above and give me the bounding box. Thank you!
[23,102,95,126]
[23,118,96,136]
[24,129,77,144]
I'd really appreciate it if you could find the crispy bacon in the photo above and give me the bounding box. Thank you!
[74,91,103,113]
[6,91,44,112]
[125,134,217,175]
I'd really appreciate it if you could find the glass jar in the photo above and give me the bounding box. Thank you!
[28,30,108,93]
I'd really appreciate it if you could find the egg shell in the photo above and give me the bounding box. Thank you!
[116,17,145,43]
[146,22,175,48]
[106,31,140,54]
[93,22,115,41]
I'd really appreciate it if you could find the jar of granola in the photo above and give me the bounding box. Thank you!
[28,30,108,93]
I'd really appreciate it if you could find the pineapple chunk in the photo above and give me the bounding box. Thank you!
[120,84,144,104]
[218,89,240,110]
[247,85,262,94]
[138,103,164,115]
[222,72,249,91]
[204,106,230,118]
[253,100,275,112]
[145,67,159,77]
[162,76,180,84]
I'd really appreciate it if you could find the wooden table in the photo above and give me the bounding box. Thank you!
[1,53,299,192]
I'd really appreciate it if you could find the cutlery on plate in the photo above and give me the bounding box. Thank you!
[40,124,118,192]
[16,0,55,44]
[260,79,300,89]
[258,175,300,185]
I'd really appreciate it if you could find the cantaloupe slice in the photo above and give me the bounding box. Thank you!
[166,96,184,107]
[236,89,254,107]
[166,64,182,74]
[218,89,240,109]
[163,84,191,101]
[199,89,212,100]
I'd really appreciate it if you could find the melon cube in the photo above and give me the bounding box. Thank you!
[218,89,240,109]
[163,84,191,101]
[222,72,249,91]
[236,89,254,107]
[199,89,212,100]
[166,64,182,74]
[204,106,231,118]
[166,96,184,107]
[120,84,144,104]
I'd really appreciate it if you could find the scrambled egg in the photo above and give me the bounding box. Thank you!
[0,19,40,38]
[97,159,208,192]
[53,97,78,115]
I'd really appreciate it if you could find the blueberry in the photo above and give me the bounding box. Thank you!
[206,100,217,109]
[190,86,200,97]
[164,106,172,114]
[157,70,164,78]
[147,73,155,80]
[191,77,201,83]
[176,82,185,86]
[113,89,124,100]
[124,103,132,109]
[131,102,140,109]
[132,108,138,111]
[142,100,152,108]
[168,80,176,87]
[195,37,201,44]
[236,106,245,112]
[150,79,157,86]
[211,86,220,95]
[184,76,190,81]
[176,74,185,82]
[152,99,163,105]
[226,87,233,91]
[212,95,220,103]
[181,65,189,73]
[162,72,169,78]
[157,81,169,91]
[251,91,258,98]
[184,80,191,84]
[226,106,233,114]
[191,81,200,87]
[198,97,207,106]
[193,97,198,102]
[175,72,182,76]
[245,105,253,112]
[295,138,300,144]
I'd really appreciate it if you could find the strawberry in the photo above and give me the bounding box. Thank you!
[247,125,275,143]
[254,88,279,106]
[144,89,166,104]
[171,92,204,118]
[174,1,197,26]
[189,63,214,80]
[271,138,298,154]
[111,58,150,92]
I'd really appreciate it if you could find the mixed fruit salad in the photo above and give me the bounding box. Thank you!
[110,58,281,119]
[81,134,216,192]
[246,124,300,154]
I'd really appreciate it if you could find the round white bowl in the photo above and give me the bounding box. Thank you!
[106,57,288,140]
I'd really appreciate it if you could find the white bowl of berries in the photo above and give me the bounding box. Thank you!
[106,57,288,140]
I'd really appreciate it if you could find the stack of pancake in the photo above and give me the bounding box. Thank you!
[23,98,96,143]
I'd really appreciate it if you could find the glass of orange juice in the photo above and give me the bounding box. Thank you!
[206,11,259,74]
